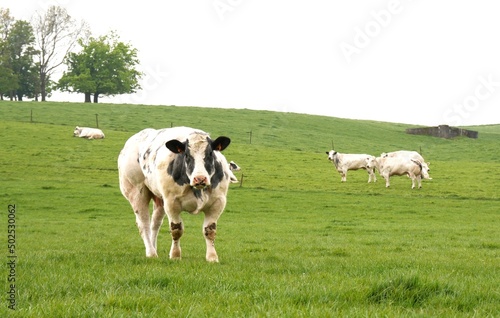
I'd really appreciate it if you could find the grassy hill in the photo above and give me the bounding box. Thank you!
[0,101,498,317]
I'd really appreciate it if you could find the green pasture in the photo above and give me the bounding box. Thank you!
[0,101,498,317]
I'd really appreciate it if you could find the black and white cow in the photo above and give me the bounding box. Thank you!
[228,160,241,183]
[118,126,232,262]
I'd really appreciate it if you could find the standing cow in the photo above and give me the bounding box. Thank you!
[118,126,232,262]
[326,150,377,182]
[381,150,431,179]
[375,156,428,189]
[73,126,105,139]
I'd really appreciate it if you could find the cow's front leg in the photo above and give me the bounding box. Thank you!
[340,170,347,182]
[169,220,183,260]
[384,175,390,188]
[204,222,218,262]
[204,204,224,262]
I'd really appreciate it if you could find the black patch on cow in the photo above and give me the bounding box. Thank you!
[170,222,183,230]
[210,159,225,189]
[167,148,191,186]
[192,189,202,199]
[143,148,151,160]
[206,223,216,231]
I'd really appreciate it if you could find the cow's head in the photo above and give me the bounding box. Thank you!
[411,159,431,179]
[421,161,431,179]
[365,156,377,170]
[166,132,231,190]
[326,150,337,161]
[73,126,82,137]
[229,161,241,171]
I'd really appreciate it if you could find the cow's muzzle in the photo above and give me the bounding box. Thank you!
[192,176,209,189]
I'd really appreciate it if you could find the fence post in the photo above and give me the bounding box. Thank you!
[95,114,99,128]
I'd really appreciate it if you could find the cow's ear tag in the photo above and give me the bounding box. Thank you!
[176,146,184,153]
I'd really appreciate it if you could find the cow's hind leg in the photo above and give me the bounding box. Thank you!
[121,180,157,257]
[150,196,166,253]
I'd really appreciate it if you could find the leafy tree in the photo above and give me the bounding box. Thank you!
[7,20,38,100]
[31,5,89,101]
[58,31,142,103]
[0,8,17,100]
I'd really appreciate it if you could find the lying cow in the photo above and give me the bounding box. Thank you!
[375,156,428,189]
[326,150,377,182]
[73,126,105,139]
[381,150,431,179]
[228,161,241,183]
[118,126,233,262]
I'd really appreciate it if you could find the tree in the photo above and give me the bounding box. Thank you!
[7,20,38,100]
[0,8,17,100]
[31,5,89,101]
[58,31,143,103]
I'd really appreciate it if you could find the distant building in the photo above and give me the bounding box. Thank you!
[406,125,478,139]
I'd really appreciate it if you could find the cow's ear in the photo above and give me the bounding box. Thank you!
[212,136,231,152]
[166,140,186,154]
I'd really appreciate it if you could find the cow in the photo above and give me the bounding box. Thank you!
[118,126,232,262]
[381,150,431,179]
[73,126,105,139]
[228,161,241,183]
[326,150,377,182]
[374,156,428,189]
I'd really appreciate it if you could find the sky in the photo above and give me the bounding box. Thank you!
[4,0,500,126]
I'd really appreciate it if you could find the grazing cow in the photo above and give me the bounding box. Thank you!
[228,161,241,183]
[118,126,232,262]
[326,150,377,182]
[73,126,105,139]
[375,156,427,189]
[381,150,431,179]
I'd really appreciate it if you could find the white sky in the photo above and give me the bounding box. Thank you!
[5,0,500,126]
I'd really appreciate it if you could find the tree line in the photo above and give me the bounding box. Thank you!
[0,6,142,103]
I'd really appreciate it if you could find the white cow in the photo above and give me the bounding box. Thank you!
[73,126,105,139]
[381,150,431,179]
[326,150,377,182]
[375,156,427,189]
[118,126,233,262]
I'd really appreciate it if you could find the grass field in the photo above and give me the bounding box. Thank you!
[1,101,499,317]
